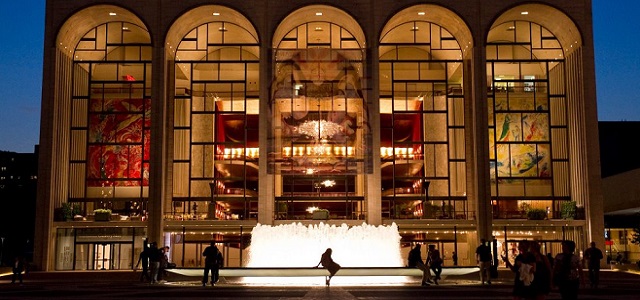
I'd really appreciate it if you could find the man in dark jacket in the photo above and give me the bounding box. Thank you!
[202,242,223,286]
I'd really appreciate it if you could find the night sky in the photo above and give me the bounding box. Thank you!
[0,1,636,153]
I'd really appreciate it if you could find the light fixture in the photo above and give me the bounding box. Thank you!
[315,12,323,16]
[212,12,220,16]
[521,11,529,15]
[306,206,319,213]
[297,119,342,139]
[109,12,117,16]
[418,12,425,16]
[321,180,336,187]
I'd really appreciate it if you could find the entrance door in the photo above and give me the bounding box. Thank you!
[94,243,112,270]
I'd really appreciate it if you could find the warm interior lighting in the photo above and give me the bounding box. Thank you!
[315,12,323,16]
[212,12,220,16]
[321,180,336,187]
[306,206,319,213]
[297,120,342,139]
[521,11,529,15]
[418,12,425,16]
[109,12,117,16]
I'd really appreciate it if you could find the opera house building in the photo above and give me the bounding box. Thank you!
[34,0,604,270]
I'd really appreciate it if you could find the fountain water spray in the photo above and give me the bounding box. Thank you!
[247,222,403,267]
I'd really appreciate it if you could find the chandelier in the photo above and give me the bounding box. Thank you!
[297,119,343,139]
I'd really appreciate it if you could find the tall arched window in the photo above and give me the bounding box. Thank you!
[486,20,570,219]
[379,19,467,220]
[172,20,260,220]
[271,8,368,220]
[70,21,152,216]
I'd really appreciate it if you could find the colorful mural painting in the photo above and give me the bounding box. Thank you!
[87,98,151,187]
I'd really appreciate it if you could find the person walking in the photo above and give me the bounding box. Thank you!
[553,240,583,300]
[135,241,151,282]
[202,242,223,286]
[476,238,493,285]
[427,244,443,285]
[584,241,603,289]
[315,248,341,286]
[408,244,432,286]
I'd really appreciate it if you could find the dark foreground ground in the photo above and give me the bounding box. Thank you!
[1,267,639,300]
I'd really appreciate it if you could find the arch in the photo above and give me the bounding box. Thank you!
[272,5,365,49]
[489,3,582,55]
[380,4,473,53]
[56,5,149,53]
[165,5,259,57]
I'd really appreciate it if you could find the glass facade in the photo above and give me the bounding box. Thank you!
[172,21,260,221]
[40,3,599,271]
[379,21,467,220]
[486,21,571,219]
[270,21,369,220]
[69,21,152,218]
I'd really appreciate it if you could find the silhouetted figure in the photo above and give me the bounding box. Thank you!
[11,256,25,284]
[476,238,492,284]
[427,244,443,285]
[158,246,170,282]
[408,244,432,286]
[202,242,223,286]
[530,241,552,299]
[148,242,161,284]
[315,248,341,286]
[584,241,603,289]
[452,251,458,266]
[553,240,583,300]
[503,240,535,300]
[135,241,151,282]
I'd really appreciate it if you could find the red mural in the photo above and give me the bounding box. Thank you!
[87,98,151,187]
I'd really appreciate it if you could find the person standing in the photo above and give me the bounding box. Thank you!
[135,241,151,282]
[583,241,603,289]
[530,241,552,300]
[503,240,535,300]
[158,246,170,282]
[553,240,583,300]
[315,248,341,286]
[476,238,493,285]
[452,251,458,266]
[202,242,223,286]
[148,242,161,284]
[427,244,443,285]
[11,256,25,284]
[408,244,432,286]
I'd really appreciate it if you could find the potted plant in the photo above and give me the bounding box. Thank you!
[561,201,577,220]
[526,208,547,220]
[94,208,112,221]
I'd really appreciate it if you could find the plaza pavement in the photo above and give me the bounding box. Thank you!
[1,266,640,299]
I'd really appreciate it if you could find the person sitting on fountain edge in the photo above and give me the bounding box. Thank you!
[315,248,341,286]
[408,244,433,286]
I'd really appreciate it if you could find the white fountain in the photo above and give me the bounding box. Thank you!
[247,222,404,268]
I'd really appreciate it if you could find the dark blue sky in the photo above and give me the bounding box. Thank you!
[0,1,636,153]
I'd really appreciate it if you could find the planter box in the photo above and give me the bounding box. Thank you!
[312,210,329,220]
[95,212,111,221]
